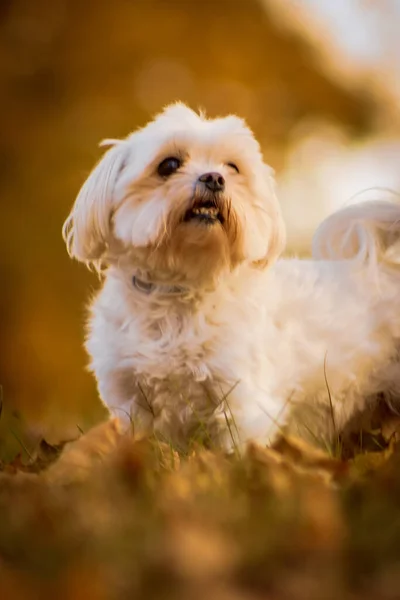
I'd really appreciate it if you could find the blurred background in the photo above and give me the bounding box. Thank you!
[1,0,400,453]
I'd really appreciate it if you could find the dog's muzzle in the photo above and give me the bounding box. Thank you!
[184,192,225,225]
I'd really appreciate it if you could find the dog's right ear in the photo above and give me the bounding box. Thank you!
[62,140,128,265]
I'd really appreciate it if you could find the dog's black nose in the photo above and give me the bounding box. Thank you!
[198,172,225,192]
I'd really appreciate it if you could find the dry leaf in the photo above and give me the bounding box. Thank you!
[271,434,346,476]
[45,418,124,484]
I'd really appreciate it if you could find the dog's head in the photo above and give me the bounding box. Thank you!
[63,103,285,286]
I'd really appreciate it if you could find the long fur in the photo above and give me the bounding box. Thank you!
[63,103,400,450]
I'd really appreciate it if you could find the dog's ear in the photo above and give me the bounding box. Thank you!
[252,164,286,269]
[62,140,128,265]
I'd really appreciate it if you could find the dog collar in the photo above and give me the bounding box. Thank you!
[132,275,187,296]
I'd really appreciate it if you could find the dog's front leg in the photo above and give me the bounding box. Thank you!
[215,382,288,452]
[96,369,156,436]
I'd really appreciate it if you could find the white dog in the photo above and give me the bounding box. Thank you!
[63,103,400,451]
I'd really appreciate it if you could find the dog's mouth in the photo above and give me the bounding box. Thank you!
[184,199,223,225]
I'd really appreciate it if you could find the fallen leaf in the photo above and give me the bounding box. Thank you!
[45,418,124,484]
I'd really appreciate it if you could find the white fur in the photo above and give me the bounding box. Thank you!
[63,103,400,451]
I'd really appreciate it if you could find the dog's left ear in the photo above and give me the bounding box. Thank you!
[62,140,128,265]
[252,165,286,269]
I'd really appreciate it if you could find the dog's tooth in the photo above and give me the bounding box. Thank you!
[190,204,219,219]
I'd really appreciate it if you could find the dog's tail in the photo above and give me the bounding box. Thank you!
[312,200,400,273]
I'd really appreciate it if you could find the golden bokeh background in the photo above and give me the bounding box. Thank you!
[1,0,399,451]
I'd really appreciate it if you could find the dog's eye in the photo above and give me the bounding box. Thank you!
[227,162,239,173]
[157,157,181,177]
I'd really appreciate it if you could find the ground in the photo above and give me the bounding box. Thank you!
[1,401,400,600]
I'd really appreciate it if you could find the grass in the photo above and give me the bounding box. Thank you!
[0,400,400,599]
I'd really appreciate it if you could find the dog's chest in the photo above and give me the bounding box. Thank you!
[126,307,220,382]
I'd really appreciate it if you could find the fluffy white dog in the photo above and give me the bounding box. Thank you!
[63,103,400,451]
